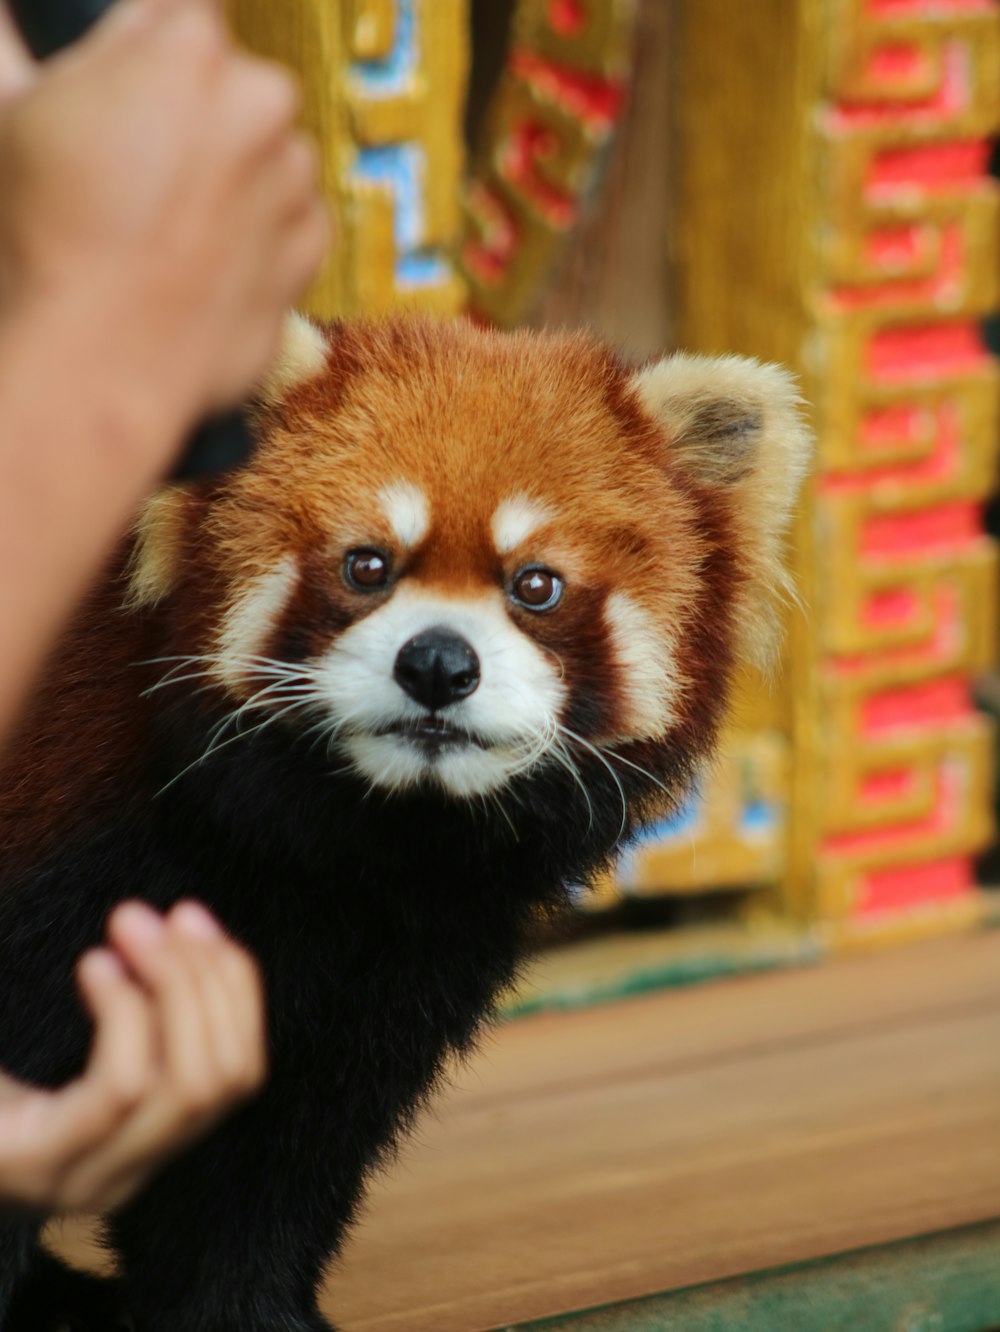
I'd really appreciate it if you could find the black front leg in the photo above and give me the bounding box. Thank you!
[108,1079,356,1332]
[0,881,120,1332]
[0,1213,42,1325]
[4,1241,129,1332]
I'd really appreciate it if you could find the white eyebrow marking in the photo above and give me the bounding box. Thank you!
[491,495,554,555]
[378,482,430,548]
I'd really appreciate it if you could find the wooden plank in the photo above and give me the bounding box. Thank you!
[510,1221,1000,1331]
[325,933,1000,1331]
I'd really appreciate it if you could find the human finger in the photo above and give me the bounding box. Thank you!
[55,927,223,1207]
[0,1,35,95]
[59,917,263,1208]
[109,906,221,1113]
[273,133,321,215]
[168,902,267,1092]
[272,200,331,303]
[76,0,226,88]
[36,948,156,1163]
[75,946,158,1111]
[224,52,301,151]
[0,951,155,1207]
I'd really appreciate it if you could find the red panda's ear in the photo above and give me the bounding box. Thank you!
[124,313,331,611]
[124,487,194,611]
[631,353,813,671]
[256,312,330,406]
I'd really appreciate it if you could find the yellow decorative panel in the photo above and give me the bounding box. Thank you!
[229,0,468,319]
[615,733,789,897]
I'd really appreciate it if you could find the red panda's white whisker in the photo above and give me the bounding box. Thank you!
[143,670,223,697]
[556,724,629,845]
[166,697,316,794]
[546,735,596,834]
[482,790,519,841]
[503,718,558,779]
[219,689,325,755]
[595,745,671,796]
[140,653,316,703]
[200,679,314,754]
[155,689,322,799]
[140,652,311,674]
[141,653,317,682]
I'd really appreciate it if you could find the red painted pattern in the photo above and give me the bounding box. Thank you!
[864,223,932,274]
[823,763,961,857]
[860,767,919,803]
[861,402,936,451]
[499,122,576,227]
[461,182,519,284]
[826,42,966,126]
[861,676,971,735]
[548,0,586,36]
[868,139,992,195]
[822,402,958,487]
[868,0,994,15]
[786,3,991,917]
[862,587,922,628]
[832,585,960,677]
[861,501,981,560]
[509,48,624,129]
[830,222,963,309]
[867,319,988,381]
[864,41,932,87]
[857,856,972,917]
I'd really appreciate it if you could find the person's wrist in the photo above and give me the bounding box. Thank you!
[0,284,198,486]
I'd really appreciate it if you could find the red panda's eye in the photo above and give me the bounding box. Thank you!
[345,549,391,591]
[512,567,563,611]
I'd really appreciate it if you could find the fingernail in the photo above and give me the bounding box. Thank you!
[80,948,125,982]
[111,902,165,946]
[170,901,224,941]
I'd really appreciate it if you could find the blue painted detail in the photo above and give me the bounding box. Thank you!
[350,0,416,98]
[350,142,451,290]
[645,786,703,841]
[615,785,704,886]
[353,144,424,250]
[347,3,453,292]
[397,251,451,288]
[613,774,781,890]
[741,798,777,837]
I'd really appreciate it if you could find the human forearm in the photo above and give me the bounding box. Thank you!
[0,302,181,739]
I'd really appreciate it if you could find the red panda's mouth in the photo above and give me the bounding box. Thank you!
[379,718,488,753]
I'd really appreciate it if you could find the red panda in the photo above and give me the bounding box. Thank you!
[0,316,809,1332]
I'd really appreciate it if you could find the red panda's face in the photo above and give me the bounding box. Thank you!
[132,318,809,806]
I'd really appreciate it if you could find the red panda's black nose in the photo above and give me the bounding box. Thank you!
[393,629,481,711]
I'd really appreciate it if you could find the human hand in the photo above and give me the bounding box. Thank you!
[0,901,267,1213]
[0,0,328,437]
